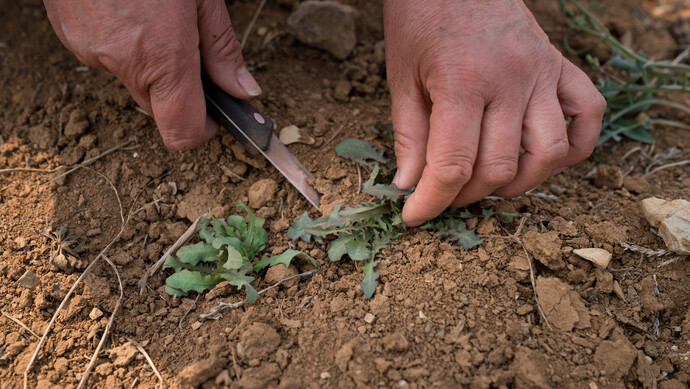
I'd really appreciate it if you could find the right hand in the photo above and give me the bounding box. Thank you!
[44,0,262,149]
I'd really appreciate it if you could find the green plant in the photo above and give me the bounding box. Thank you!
[559,0,690,145]
[288,138,510,298]
[164,201,313,302]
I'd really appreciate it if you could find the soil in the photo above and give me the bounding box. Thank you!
[1,0,689,388]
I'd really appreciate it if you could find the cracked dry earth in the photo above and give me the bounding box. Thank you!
[1,0,690,388]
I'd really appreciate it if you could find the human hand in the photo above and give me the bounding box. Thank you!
[44,0,261,149]
[384,0,606,226]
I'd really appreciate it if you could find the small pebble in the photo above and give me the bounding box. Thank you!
[89,308,104,320]
[364,313,376,324]
[191,321,203,330]
[320,372,331,379]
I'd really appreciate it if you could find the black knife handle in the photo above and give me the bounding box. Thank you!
[201,71,273,154]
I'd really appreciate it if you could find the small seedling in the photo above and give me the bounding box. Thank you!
[288,138,506,298]
[559,0,690,145]
[164,201,313,302]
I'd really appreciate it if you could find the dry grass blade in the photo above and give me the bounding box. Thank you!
[179,294,201,332]
[201,269,317,320]
[40,136,137,186]
[138,214,204,294]
[24,166,163,388]
[123,335,166,388]
[1,311,39,339]
[78,255,124,389]
[621,242,674,257]
[0,167,61,174]
[241,0,268,50]
[642,160,690,178]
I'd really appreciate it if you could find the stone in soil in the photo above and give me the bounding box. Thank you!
[640,197,690,255]
[536,277,591,331]
[248,178,278,209]
[573,248,612,268]
[17,270,39,289]
[279,125,315,145]
[510,347,548,388]
[287,1,357,60]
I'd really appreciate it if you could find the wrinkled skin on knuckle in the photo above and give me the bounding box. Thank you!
[539,137,570,166]
[427,154,474,189]
[207,26,242,63]
[394,129,421,156]
[479,156,519,188]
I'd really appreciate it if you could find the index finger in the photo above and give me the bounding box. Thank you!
[149,54,216,150]
[401,94,484,226]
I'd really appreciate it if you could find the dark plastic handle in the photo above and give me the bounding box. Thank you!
[201,71,273,154]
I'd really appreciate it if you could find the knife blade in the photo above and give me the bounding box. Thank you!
[201,72,321,211]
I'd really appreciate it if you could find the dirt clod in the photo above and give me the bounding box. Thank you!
[176,356,228,389]
[536,277,591,331]
[239,322,282,360]
[593,338,637,377]
[523,231,564,270]
[287,1,357,60]
[248,178,279,209]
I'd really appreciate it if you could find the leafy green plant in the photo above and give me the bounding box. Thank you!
[559,0,690,145]
[164,201,313,302]
[288,139,491,298]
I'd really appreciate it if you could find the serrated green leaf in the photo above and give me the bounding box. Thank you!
[363,165,412,200]
[165,285,185,296]
[227,215,247,235]
[165,270,220,295]
[199,220,214,244]
[212,236,242,250]
[176,242,220,265]
[253,249,314,272]
[425,219,482,250]
[360,259,381,299]
[245,283,259,303]
[163,255,184,272]
[328,235,350,262]
[335,139,386,164]
[220,269,257,302]
[223,245,245,270]
[346,235,371,261]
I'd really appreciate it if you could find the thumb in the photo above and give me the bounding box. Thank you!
[197,0,262,99]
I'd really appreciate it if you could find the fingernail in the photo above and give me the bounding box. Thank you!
[236,65,262,96]
[392,171,400,188]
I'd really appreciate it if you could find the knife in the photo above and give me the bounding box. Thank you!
[201,72,321,211]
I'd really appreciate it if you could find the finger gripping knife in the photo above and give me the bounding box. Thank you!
[201,72,321,211]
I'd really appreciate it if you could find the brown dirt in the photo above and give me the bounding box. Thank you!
[1,0,689,388]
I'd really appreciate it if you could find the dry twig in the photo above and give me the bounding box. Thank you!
[123,336,166,388]
[179,294,201,332]
[241,0,268,50]
[138,214,204,293]
[1,311,39,339]
[480,216,553,331]
[78,255,124,389]
[201,269,317,320]
[40,136,137,185]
